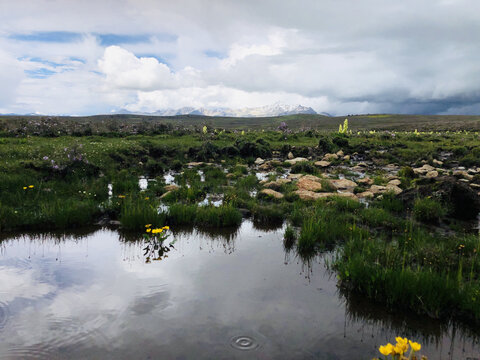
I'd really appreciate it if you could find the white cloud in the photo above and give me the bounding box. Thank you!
[1,0,480,115]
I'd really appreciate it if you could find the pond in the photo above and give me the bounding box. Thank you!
[0,221,479,359]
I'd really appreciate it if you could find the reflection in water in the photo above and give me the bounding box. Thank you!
[0,221,479,359]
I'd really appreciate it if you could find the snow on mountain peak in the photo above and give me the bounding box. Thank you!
[119,103,317,117]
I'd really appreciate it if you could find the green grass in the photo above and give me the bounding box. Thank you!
[119,196,166,231]
[413,197,445,223]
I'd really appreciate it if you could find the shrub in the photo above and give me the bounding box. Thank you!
[317,136,334,153]
[291,161,317,174]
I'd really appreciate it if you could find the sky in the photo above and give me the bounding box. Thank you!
[1,0,480,116]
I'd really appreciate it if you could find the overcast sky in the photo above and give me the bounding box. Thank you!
[1,0,479,115]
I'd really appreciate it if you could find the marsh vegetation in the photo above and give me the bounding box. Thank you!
[1,115,480,357]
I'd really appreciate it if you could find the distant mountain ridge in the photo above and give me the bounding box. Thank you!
[117,103,317,117]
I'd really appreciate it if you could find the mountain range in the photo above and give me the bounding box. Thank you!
[117,103,318,117]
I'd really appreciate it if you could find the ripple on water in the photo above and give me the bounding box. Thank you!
[230,335,262,351]
[4,316,111,359]
[4,346,55,360]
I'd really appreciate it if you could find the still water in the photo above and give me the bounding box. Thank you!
[0,221,478,359]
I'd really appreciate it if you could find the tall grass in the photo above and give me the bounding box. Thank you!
[167,204,242,227]
[119,197,166,231]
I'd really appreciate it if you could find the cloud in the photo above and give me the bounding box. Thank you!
[1,0,480,115]
[98,46,201,91]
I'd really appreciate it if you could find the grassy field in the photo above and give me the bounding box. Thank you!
[1,115,480,326]
[1,113,480,134]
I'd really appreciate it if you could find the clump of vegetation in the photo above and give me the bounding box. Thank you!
[196,205,242,227]
[119,196,166,231]
[290,161,317,175]
[283,225,297,250]
[413,197,445,223]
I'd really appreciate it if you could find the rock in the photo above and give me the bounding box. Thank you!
[343,155,351,161]
[470,183,480,189]
[433,159,443,166]
[413,164,435,175]
[109,220,122,226]
[258,162,272,171]
[386,184,403,195]
[287,152,294,160]
[336,150,344,157]
[357,162,368,167]
[164,184,179,191]
[297,177,323,192]
[468,168,478,175]
[453,170,474,181]
[370,185,387,194]
[294,190,358,201]
[426,170,439,178]
[264,178,291,190]
[254,157,264,165]
[186,162,204,167]
[323,153,338,161]
[314,160,331,168]
[358,177,374,185]
[387,179,402,186]
[302,175,324,182]
[357,191,374,199]
[294,190,323,201]
[333,192,359,200]
[399,176,480,220]
[352,166,366,172]
[285,157,309,165]
[330,179,357,190]
[259,189,284,199]
[287,173,304,180]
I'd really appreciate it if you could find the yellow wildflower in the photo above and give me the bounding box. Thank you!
[146,228,151,233]
[144,197,149,200]
[409,340,421,352]
[23,186,27,190]
[28,185,34,188]
[163,226,170,230]
[145,224,152,228]
[379,343,394,356]
[393,338,408,355]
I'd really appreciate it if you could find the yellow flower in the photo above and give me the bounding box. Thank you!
[146,228,151,233]
[393,341,408,355]
[395,337,408,345]
[145,224,152,228]
[23,186,27,190]
[379,343,394,356]
[144,197,149,200]
[28,185,34,188]
[409,340,421,352]
[163,226,170,230]
[118,195,125,198]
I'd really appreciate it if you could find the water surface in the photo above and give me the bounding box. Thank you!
[0,222,478,359]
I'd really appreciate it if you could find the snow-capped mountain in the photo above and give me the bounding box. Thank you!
[117,103,317,117]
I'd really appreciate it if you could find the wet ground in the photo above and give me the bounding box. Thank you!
[0,221,479,359]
